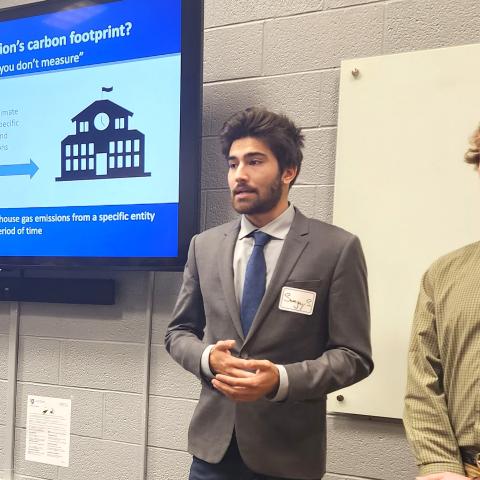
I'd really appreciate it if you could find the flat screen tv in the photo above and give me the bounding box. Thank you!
[0,0,202,270]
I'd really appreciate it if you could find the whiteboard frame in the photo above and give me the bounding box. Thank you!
[330,43,480,418]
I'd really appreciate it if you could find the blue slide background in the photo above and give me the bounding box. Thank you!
[0,204,178,257]
[0,0,182,258]
[0,0,181,78]
[0,55,181,207]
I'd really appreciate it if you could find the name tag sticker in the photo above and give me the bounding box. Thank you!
[279,286,316,315]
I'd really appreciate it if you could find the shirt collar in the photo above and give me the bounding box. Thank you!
[238,203,295,240]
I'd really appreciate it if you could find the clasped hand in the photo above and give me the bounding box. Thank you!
[209,340,280,403]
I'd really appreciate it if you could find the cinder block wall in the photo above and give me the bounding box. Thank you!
[0,303,8,476]
[1,0,480,479]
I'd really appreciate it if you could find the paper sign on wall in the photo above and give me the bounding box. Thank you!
[25,395,71,467]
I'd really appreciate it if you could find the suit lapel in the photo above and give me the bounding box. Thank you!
[245,210,310,344]
[218,221,245,340]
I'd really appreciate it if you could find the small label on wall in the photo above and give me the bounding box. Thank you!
[25,395,71,467]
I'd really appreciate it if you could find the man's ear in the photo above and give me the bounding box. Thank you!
[282,166,298,186]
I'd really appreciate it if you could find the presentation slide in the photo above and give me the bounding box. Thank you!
[0,0,181,257]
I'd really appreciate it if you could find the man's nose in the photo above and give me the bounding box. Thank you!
[235,162,248,181]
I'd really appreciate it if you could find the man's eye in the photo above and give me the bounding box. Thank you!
[228,163,237,169]
[249,159,261,165]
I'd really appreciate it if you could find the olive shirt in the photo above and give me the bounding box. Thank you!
[404,241,480,476]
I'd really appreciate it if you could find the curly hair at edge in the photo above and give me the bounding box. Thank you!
[465,125,480,167]
[219,107,305,187]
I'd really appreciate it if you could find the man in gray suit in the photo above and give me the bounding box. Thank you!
[165,107,373,480]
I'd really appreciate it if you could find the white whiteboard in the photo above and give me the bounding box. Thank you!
[329,43,480,418]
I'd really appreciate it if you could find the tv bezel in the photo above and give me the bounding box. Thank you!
[0,0,203,271]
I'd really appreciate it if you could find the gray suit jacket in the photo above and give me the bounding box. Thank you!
[165,209,373,479]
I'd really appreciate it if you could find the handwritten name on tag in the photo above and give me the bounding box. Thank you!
[279,286,316,315]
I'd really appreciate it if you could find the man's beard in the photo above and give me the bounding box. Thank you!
[231,173,283,215]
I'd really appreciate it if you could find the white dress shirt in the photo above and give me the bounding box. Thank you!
[201,204,295,401]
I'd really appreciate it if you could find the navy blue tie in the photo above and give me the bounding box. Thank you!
[240,231,271,336]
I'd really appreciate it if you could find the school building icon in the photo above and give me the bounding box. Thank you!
[56,99,150,182]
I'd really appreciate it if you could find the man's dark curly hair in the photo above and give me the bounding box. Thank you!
[219,107,305,186]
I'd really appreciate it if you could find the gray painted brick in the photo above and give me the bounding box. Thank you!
[151,294,178,346]
[290,186,317,218]
[323,475,357,480]
[0,381,6,425]
[297,128,337,186]
[154,272,183,298]
[14,428,58,479]
[103,392,142,444]
[150,346,201,399]
[0,425,4,471]
[203,72,322,136]
[0,335,8,380]
[151,272,183,347]
[201,136,227,190]
[19,272,149,343]
[327,0,384,8]
[319,69,340,126]
[204,0,215,29]
[315,186,334,223]
[205,189,238,230]
[148,396,196,450]
[12,476,49,480]
[326,415,417,479]
[0,0,45,7]
[147,447,191,480]
[57,436,142,480]
[17,338,60,385]
[16,384,103,438]
[385,0,480,54]
[204,23,264,83]
[206,0,324,27]
[200,189,207,231]
[59,341,144,393]
[0,302,10,334]
[263,6,383,75]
